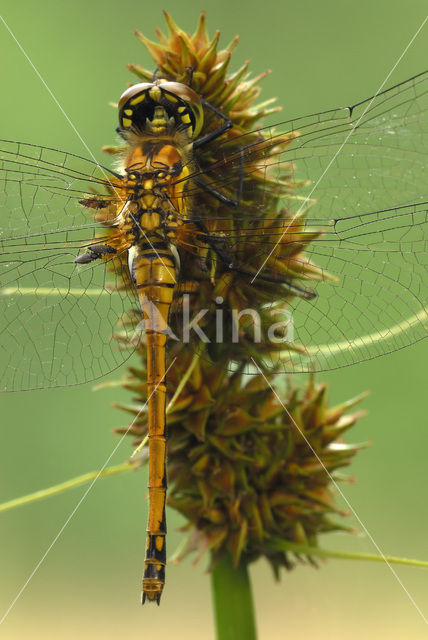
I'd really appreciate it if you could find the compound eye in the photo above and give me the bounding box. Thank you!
[118,83,152,131]
[159,82,204,138]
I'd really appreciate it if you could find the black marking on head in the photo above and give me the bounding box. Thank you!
[118,82,203,138]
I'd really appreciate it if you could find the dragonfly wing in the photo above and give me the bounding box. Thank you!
[0,139,121,237]
[179,72,428,371]
[192,71,428,216]
[0,143,139,391]
[0,237,139,391]
[281,201,428,372]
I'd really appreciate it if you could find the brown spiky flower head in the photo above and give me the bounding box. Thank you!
[110,12,366,576]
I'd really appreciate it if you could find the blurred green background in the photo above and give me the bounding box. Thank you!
[0,0,427,638]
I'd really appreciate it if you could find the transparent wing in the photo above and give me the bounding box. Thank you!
[0,239,138,391]
[178,71,428,371]
[188,70,427,215]
[279,202,427,372]
[0,139,121,237]
[0,145,137,391]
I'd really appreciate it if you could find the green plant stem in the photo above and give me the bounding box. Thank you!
[211,553,257,640]
[0,461,134,513]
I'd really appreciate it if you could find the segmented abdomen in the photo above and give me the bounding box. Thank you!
[129,240,177,604]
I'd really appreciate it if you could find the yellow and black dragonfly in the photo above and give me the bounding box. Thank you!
[0,71,427,603]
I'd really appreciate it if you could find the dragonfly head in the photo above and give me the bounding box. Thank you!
[118,80,204,139]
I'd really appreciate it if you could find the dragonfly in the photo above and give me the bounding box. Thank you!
[0,70,427,604]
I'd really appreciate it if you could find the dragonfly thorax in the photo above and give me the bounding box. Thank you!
[118,141,191,240]
[124,142,185,181]
[128,189,174,233]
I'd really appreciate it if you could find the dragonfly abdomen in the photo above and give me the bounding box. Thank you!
[129,242,177,604]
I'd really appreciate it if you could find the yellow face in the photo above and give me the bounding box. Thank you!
[118,80,204,137]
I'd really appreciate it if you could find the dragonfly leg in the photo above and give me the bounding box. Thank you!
[193,98,233,150]
[184,65,195,87]
[74,243,117,264]
[79,196,118,209]
[193,146,244,207]
[189,219,316,299]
